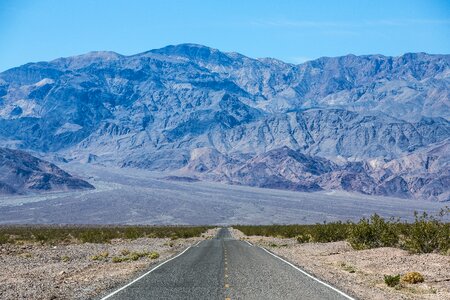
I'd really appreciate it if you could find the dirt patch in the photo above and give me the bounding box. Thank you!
[0,236,206,300]
[230,228,450,300]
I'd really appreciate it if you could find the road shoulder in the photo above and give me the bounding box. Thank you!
[230,228,450,300]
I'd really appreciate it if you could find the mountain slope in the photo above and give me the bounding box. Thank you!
[0,148,94,195]
[0,44,448,200]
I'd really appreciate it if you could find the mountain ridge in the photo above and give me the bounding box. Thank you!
[0,44,449,200]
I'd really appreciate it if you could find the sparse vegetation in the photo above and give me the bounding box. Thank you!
[339,262,356,273]
[403,212,449,254]
[235,208,449,254]
[384,274,401,287]
[121,249,130,256]
[348,214,399,250]
[401,272,424,284]
[0,225,212,245]
[61,255,70,262]
[0,233,10,244]
[112,256,129,263]
[112,250,160,262]
[148,251,160,259]
[90,251,109,261]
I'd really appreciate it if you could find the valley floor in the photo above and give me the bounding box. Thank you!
[232,229,450,300]
[0,164,448,225]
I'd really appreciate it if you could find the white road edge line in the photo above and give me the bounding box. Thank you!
[244,240,253,246]
[100,246,192,300]
[194,240,202,247]
[260,247,356,300]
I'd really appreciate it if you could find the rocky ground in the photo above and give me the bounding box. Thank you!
[0,228,218,300]
[231,228,450,300]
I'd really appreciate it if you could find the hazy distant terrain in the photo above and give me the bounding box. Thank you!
[0,164,447,225]
[0,44,449,200]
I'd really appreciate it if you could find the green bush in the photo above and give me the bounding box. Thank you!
[129,252,141,261]
[403,211,449,254]
[129,251,149,261]
[384,274,400,287]
[0,233,9,244]
[296,234,311,243]
[90,255,103,261]
[148,251,160,259]
[348,214,399,250]
[309,222,349,243]
[237,211,449,253]
[236,222,350,242]
[61,255,70,262]
[90,251,109,261]
[124,227,140,239]
[112,256,129,263]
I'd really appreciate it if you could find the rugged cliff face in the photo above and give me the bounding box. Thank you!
[0,148,94,195]
[0,44,448,200]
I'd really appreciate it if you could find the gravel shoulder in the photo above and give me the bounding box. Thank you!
[230,228,450,300]
[0,228,218,300]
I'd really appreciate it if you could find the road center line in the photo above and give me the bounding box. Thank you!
[260,247,356,300]
[100,246,192,300]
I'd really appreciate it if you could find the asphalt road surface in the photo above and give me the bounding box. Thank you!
[100,228,354,300]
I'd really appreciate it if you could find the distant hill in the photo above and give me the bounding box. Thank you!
[0,44,448,200]
[0,148,94,195]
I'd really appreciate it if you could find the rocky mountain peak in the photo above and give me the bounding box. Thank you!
[0,44,448,200]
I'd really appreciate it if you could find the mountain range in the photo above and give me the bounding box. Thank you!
[0,44,448,200]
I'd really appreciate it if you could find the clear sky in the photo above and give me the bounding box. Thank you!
[0,0,449,71]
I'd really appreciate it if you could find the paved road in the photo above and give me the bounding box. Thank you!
[100,228,354,300]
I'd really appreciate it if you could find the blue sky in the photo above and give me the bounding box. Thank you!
[0,0,449,71]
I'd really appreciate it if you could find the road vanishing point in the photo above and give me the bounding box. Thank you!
[100,228,355,300]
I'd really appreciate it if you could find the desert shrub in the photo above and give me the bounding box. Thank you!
[112,256,128,263]
[384,274,400,287]
[90,255,103,261]
[401,272,424,284]
[309,222,349,243]
[0,233,9,244]
[402,211,449,254]
[148,251,160,259]
[129,252,141,261]
[296,234,311,243]
[79,229,115,244]
[236,212,449,253]
[61,255,70,262]
[0,225,211,245]
[129,251,150,261]
[236,222,350,243]
[339,262,356,273]
[124,227,140,239]
[348,214,399,250]
[121,249,130,256]
[91,251,109,261]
